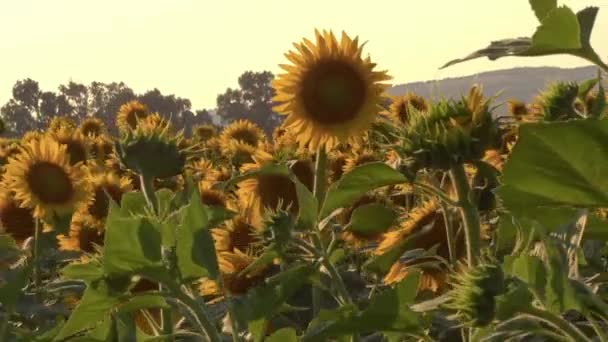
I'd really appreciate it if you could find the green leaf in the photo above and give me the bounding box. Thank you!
[591,73,606,118]
[119,192,148,217]
[529,0,557,22]
[116,294,168,313]
[494,279,535,321]
[238,248,279,278]
[526,6,581,54]
[54,281,121,341]
[577,7,599,49]
[348,203,397,237]
[542,237,584,314]
[503,255,546,297]
[320,162,408,218]
[103,206,164,277]
[0,234,21,263]
[236,264,315,342]
[499,119,608,209]
[302,273,422,341]
[265,328,298,342]
[0,264,30,309]
[176,191,219,281]
[62,261,104,283]
[293,177,318,230]
[578,77,598,99]
[220,163,289,192]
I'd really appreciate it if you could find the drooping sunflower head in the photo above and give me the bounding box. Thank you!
[0,190,36,245]
[116,100,149,131]
[78,171,132,230]
[3,136,90,220]
[89,136,115,164]
[79,117,106,137]
[115,116,187,178]
[386,92,428,125]
[445,259,505,327]
[272,30,391,150]
[534,81,579,122]
[220,120,266,148]
[198,181,230,209]
[50,127,91,166]
[192,124,218,143]
[48,116,76,134]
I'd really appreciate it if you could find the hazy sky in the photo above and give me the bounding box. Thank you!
[1,0,607,110]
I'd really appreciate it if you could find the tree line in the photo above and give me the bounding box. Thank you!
[0,70,280,137]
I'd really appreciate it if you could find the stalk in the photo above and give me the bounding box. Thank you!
[448,164,481,266]
[139,173,173,341]
[312,145,328,316]
[33,219,42,292]
[172,288,222,342]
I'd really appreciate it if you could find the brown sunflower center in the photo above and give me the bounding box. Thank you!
[78,227,104,253]
[257,174,298,213]
[229,221,256,251]
[231,130,259,146]
[81,122,102,136]
[200,189,226,208]
[300,60,367,125]
[27,162,74,204]
[127,110,147,129]
[89,185,123,220]
[62,140,88,165]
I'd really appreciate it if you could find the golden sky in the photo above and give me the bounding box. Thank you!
[0,0,606,110]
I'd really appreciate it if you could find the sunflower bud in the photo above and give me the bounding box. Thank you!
[115,119,186,179]
[445,260,505,327]
[394,85,499,172]
[536,81,579,121]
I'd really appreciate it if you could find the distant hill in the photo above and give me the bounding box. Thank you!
[388,66,601,113]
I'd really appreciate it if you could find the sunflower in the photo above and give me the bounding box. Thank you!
[57,214,104,254]
[272,125,298,150]
[193,124,218,143]
[21,131,43,144]
[50,127,91,166]
[225,140,258,167]
[199,249,271,297]
[0,143,22,167]
[212,215,259,253]
[198,182,229,209]
[48,116,76,133]
[328,150,347,183]
[237,152,314,225]
[116,100,148,131]
[0,190,36,245]
[78,172,132,230]
[220,120,266,148]
[385,93,428,125]
[187,158,214,181]
[79,117,106,137]
[272,30,391,150]
[342,149,378,174]
[383,262,448,294]
[3,136,90,220]
[89,136,115,164]
[201,165,232,188]
[506,100,528,117]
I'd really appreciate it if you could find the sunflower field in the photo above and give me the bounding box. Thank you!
[2,1,608,341]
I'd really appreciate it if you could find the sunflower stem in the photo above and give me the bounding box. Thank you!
[33,219,42,293]
[448,164,480,267]
[170,287,222,342]
[312,145,328,316]
[139,173,173,341]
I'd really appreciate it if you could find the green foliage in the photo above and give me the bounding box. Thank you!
[320,162,408,218]
[348,203,397,237]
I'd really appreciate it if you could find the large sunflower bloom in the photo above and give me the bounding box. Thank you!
[272,30,391,150]
[58,213,104,255]
[50,127,91,166]
[3,136,90,220]
[212,215,259,253]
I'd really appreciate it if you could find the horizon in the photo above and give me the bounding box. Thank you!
[1,0,606,111]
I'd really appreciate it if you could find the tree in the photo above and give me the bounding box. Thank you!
[215,71,281,133]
